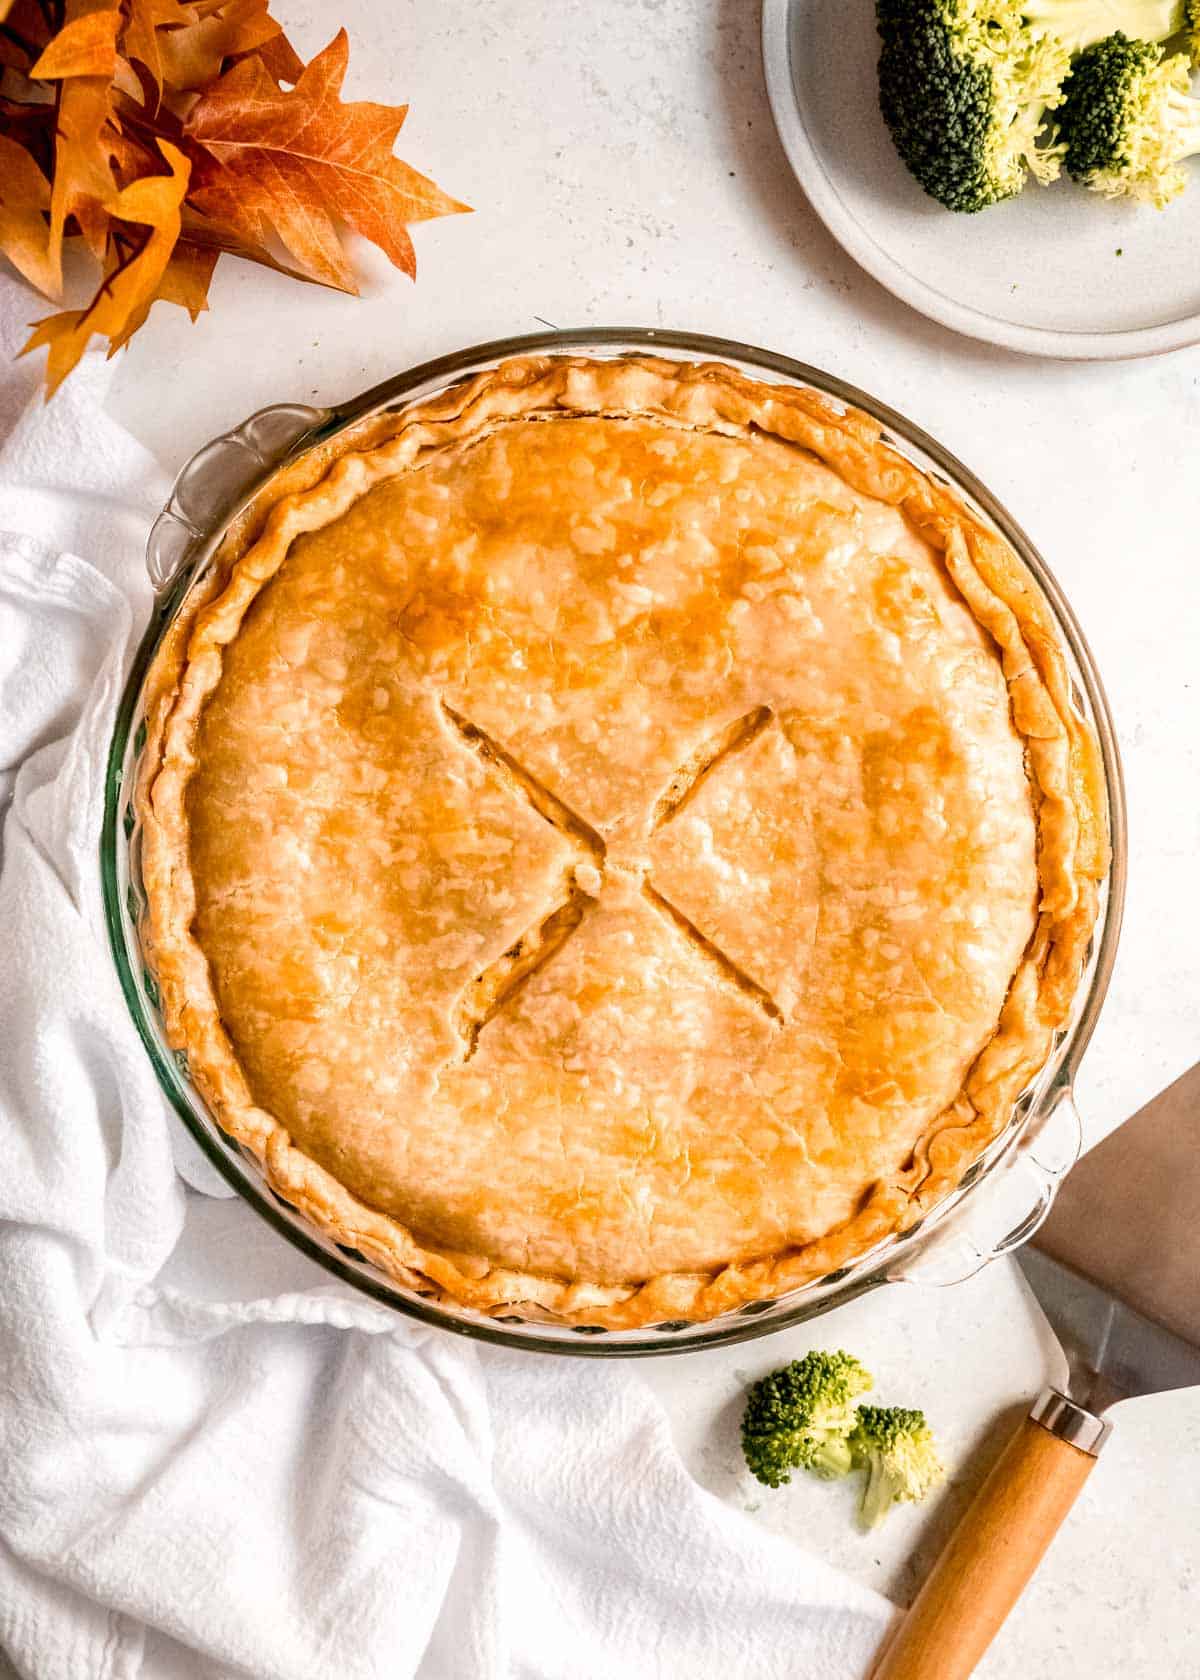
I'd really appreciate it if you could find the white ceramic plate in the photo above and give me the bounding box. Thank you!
[762,0,1200,358]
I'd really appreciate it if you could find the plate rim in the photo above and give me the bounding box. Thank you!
[760,0,1200,361]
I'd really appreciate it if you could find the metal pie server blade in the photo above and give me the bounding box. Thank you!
[1015,1246,1200,1408]
[1017,1058,1200,1403]
[872,1065,1200,1680]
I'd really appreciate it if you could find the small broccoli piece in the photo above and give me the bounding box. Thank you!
[741,1352,873,1488]
[849,1406,946,1529]
[1057,32,1200,204]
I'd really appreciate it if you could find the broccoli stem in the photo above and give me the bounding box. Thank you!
[810,1435,855,1480]
[1163,84,1200,157]
[1021,0,1185,52]
[859,1458,897,1530]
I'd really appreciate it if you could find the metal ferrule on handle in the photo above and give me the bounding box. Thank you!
[1029,1386,1111,1457]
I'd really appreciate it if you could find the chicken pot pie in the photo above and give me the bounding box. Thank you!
[139,355,1107,1328]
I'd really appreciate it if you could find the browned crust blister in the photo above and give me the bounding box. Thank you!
[138,355,1108,1328]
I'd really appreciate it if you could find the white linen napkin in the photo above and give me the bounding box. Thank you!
[0,274,892,1680]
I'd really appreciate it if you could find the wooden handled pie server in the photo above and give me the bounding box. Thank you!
[871,1061,1200,1680]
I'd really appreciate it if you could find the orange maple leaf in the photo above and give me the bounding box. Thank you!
[0,135,59,296]
[155,236,217,317]
[247,27,302,86]
[29,7,119,78]
[39,1,127,280]
[159,0,283,93]
[23,138,189,393]
[120,0,195,100]
[7,4,470,396]
[183,28,469,293]
[46,73,118,273]
[175,203,309,282]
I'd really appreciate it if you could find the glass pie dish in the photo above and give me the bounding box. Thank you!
[101,328,1126,1356]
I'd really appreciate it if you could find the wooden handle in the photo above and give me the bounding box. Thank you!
[870,1415,1096,1680]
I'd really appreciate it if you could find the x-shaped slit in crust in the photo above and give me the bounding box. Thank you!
[650,704,772,830]
[440,702,605,862]
[441,700,785,1057]
[450,884,597,1058]
[640,880,784,1023]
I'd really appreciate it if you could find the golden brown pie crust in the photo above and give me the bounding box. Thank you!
[138,355,1107,1328]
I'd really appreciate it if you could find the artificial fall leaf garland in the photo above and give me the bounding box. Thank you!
[0,0,469,395]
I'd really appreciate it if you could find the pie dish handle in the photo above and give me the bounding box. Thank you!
[888,1087,1083,1290]
[146,402,331,592]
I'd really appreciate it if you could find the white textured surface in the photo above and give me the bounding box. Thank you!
[102,1,1200,1674]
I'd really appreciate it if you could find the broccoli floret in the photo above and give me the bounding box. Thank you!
[876,1,1192,211]
[877,1,1065,210]
[741,1352,873,1488]
[849,1405,946,1529]
[1056,32,1200,203]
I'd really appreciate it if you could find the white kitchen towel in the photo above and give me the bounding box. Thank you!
[0,275,893,1680]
